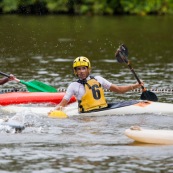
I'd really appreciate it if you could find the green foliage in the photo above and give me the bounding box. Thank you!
[46,0,68,13]
[164,0,173,14]
[17,0,47,14]
[78,0,119,15]
[120,0,173,15]
[0,0,18,12]
[93,0,114,15]
[0,0,173,15]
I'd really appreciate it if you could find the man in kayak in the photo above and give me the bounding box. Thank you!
[0,74,16,85]
[54,56,144,113]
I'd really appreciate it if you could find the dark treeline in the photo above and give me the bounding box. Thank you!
[0,0,173,15]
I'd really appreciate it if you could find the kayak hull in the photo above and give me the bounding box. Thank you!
[125,126,173,145]
[1,100,173,116]
[0,92,76,106]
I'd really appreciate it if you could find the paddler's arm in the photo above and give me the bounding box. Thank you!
[0,74,17,85]
[54,83,75,110]
[55,98,69,110]
[109,82,144,94]
[0,77,9,85]
[49,83,74,113]
[48,98,68,115]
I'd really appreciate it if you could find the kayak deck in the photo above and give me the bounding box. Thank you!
[1,100,173,117]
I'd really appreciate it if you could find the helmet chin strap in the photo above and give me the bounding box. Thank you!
[77,75,90,84]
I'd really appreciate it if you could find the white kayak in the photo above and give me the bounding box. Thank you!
[125,126,173,145]
[1,100,173,117]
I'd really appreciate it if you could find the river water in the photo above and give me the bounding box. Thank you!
[0,15,173,172]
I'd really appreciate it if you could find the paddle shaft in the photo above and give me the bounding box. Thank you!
[117,45,158,101]
[0,71,57,92]
[119,52,145,90]
[127,62,146,90]
[0,71,10,78]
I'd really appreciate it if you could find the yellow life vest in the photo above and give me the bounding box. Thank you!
[78,78,108,113]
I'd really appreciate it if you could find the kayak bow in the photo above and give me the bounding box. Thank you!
[125,126,173,145]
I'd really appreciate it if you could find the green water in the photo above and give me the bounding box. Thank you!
[1,15,173,101]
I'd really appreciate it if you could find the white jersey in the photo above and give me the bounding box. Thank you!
[64,76,112,101]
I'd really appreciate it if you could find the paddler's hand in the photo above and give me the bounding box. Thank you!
[8,74,16,81]
[137,80,144,88]
[48,106,62,115]
[131,80,144,90]
[48,99,68,116]
[8,74,20,83]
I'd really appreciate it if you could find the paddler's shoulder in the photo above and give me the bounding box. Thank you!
[68,81,81,87]
[94,75,106,81]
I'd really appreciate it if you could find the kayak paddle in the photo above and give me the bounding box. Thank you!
[0,71,57,92]
[115,44,158,102]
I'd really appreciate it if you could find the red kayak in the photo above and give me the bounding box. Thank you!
[0,92,76,106]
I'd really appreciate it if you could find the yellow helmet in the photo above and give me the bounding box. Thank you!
[73,56,91,69]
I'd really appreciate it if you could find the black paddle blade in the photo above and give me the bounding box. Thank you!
[115,44,128,63]
[140,91,158,102]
